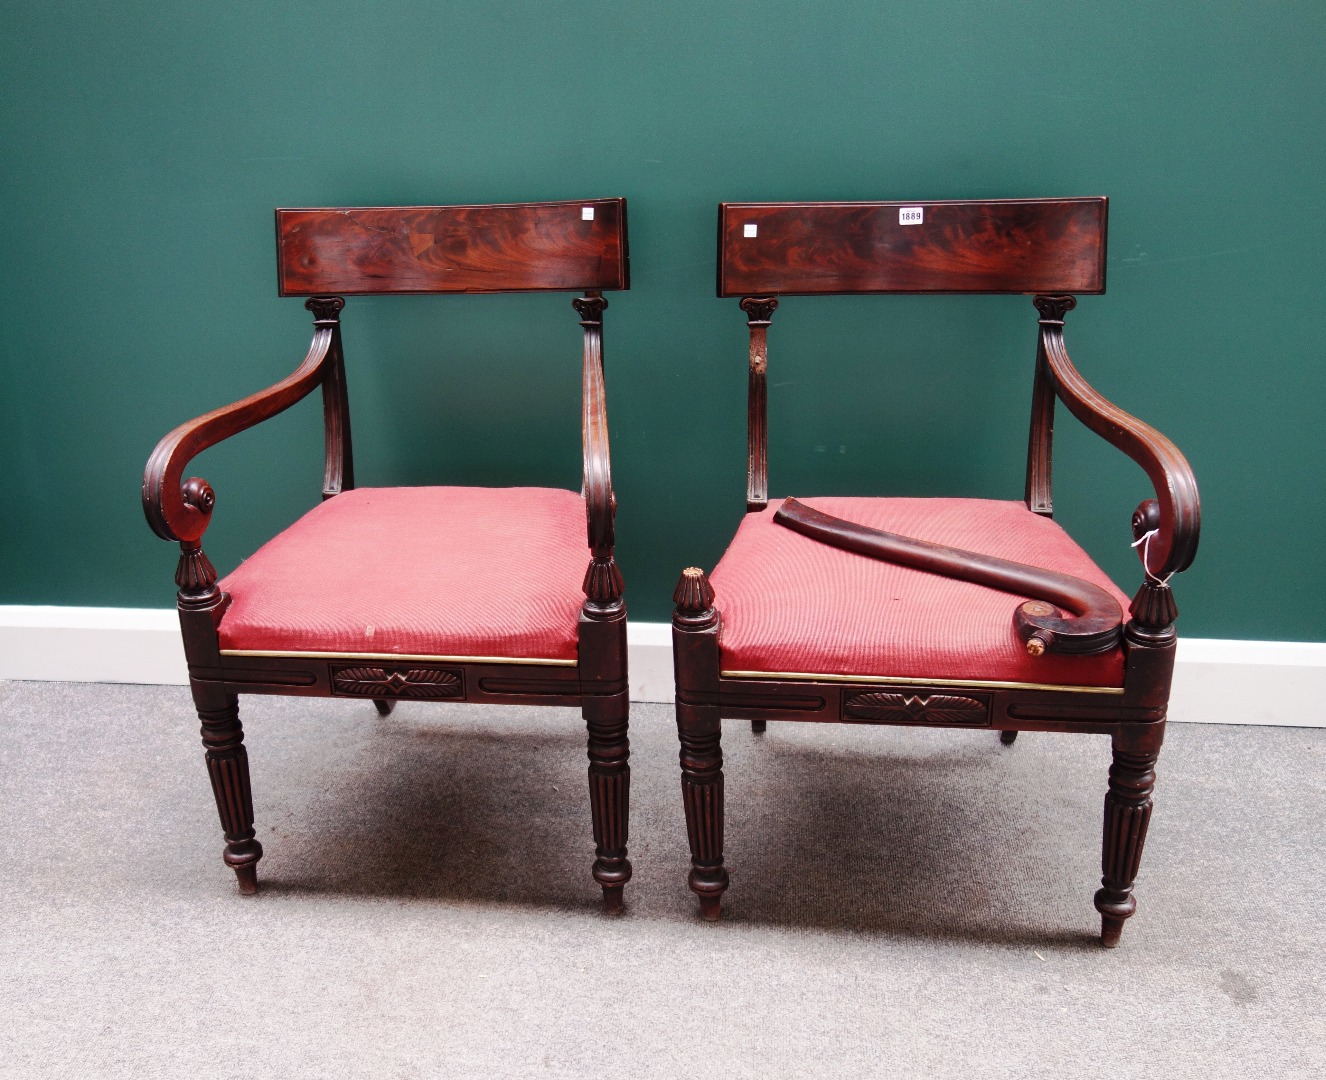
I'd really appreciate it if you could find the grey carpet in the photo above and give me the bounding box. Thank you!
[0,681,1322,1079]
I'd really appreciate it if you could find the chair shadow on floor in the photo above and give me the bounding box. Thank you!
[248,707,603,913]
[714,725,1111,949]
[238,700,1108,948]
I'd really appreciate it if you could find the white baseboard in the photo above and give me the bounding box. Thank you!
[1,607,1322,728]
[626,620,675,704]
[1166,638,1326,727]
[0,607,190,686]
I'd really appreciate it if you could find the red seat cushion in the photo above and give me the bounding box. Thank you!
[217,487,589,661]
[710,498,1132,688]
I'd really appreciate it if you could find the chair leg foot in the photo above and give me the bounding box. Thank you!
[1100,914,1125,948]
[600,884,624,915]
[751,719,767,734]
[698,893,723,922]
[1000,729,1018,745]
[373,698,395,717]
[232,862,259,895]
[1093,741,1160,948]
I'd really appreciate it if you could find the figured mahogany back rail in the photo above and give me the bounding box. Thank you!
[718,197,1106,296]
[278,199,629,295]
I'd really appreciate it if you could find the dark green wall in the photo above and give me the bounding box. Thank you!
[2,2,1323,639]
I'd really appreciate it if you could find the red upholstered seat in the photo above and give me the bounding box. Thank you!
[710,497,1131,688]
[217,486,589,661]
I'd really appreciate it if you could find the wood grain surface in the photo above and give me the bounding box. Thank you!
[278,199,628,295]
[718,198,1106,296]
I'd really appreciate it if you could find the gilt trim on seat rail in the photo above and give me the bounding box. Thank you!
[720,669,1125,694]
[219,648,578,666]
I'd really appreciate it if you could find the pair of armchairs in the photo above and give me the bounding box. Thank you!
[143,197,1198,946]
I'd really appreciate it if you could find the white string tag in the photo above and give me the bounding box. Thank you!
[1130,528,1174,588]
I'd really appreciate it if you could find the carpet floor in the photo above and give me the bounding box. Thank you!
[0,681,1322,1078]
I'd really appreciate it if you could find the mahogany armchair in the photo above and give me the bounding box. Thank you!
[143,199,633,911]
[672,198,1200,945]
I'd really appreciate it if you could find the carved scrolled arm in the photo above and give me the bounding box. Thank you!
[182,476,215,515]
[577,293,616,557]
[142,306,342,544]
[1034,295,1201,583]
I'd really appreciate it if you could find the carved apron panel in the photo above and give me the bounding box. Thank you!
[331,665,464,700]
[843,690,991,726]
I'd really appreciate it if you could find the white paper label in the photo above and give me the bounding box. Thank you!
[743,223,758,237]
[899,206,924,225]
[582,206,595,220]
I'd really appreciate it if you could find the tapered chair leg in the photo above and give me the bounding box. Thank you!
[1000,730,1018,745]
[192,683,263,894]
[679,711,727,921]
[751,720,767,734]
[673,568,728,920]
[584,688,631,914]
[373,699,395,717]
[1094,738,1160,947]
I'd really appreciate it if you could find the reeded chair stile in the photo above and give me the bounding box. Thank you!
[143,199,634,911]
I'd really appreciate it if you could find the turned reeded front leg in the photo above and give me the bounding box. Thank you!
[1096,538,1179,947]
[680,717,726,920]
[673,568,728,920]
[193,684,263,894]
[1095,740,1160,947]
[173,527,262,894]
[584,694,631,914]
[580,556,632,913]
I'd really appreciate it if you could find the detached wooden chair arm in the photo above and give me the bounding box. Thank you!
[142,297,343,545]
[774,497,1124,656]
[1035,296,1201,583]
